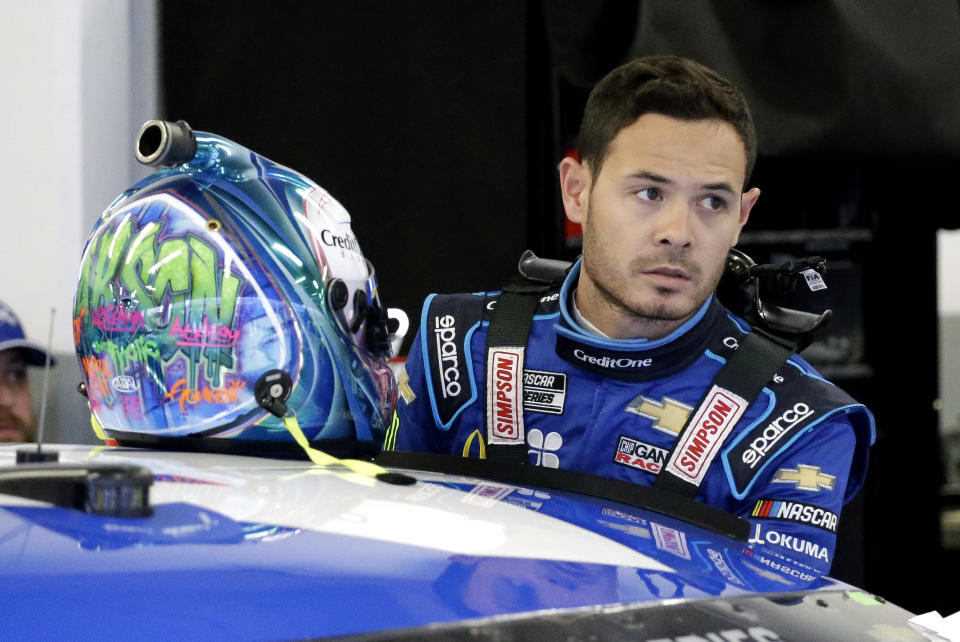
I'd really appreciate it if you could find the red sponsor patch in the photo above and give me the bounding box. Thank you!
[665,385,747,485]
[486,348,524,444]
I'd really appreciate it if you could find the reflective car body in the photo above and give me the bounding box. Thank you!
[0,444,923,641]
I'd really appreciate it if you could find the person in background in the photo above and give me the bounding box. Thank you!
[0,300,55,442]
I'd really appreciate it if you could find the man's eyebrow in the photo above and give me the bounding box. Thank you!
[628,173,737,195]
[701,182,736,194]
[628,171,673,184]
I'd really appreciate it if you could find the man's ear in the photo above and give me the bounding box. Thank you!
[733,187,761,245]
[559,156,590,224]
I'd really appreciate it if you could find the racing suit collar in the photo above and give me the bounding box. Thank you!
[554,259,727,382]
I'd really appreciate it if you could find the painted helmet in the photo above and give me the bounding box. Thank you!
[73,120,403,458]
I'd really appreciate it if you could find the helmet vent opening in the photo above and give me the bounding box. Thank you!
[137,123,164,160]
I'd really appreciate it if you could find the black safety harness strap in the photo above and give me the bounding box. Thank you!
[483,281,800,501]
[652,329,794,498]
[483,279,554,463]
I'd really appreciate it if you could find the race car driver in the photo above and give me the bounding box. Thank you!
[386,55,874,572]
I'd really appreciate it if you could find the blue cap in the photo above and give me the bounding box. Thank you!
[0,301,55,367]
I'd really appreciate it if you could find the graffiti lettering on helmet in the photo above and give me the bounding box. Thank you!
[92,305,145,333]
[170,316,241,349]
[73,308,85,349]
[75,214,244,387]
[121,395,143,420]
[93,337,160,375]
[81,355,113,403]
[164,378,247,413]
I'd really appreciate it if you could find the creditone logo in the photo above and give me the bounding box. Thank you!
[319,229,361,253]
[772,465,836,492]
[522,369,566,414]
[748,524,830,564]
[486,348,524,444]
[751,499,839,533]
[613,435,668,474]
[665,386,747,485]
[485,292,560,311]
[741,403,815,469]
[433,314,461,399]
[572,348,652,370]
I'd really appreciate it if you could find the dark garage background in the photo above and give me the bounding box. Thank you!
[160,0,960,616]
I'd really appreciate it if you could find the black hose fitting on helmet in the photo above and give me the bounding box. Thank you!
[135,119,197,167]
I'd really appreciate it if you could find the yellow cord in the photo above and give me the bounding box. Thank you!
[282,414,414,484]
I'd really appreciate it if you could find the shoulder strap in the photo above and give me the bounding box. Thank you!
[484,278,555,462]
[653,329,794,497]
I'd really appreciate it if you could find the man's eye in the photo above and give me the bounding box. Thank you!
[699,195,727,211]
[1,369,27,388]
[636,188,662,202]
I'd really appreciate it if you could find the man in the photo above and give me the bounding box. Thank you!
[0,300,54,442]
[387,55,873,572]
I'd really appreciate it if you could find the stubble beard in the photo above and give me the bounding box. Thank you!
[581,202,726,330]
[0,407,35,443]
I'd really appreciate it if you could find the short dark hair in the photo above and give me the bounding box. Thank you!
[577,55,757,183]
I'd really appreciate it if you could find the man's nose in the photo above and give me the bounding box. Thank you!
[653,200,694,248]
[0,381,15,407]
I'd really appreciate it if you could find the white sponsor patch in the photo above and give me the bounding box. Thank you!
[522,369,566,414]
[110,375,140,393]
[462,483,515,508]
[613,436,668,474]
[651,522,690,559]
[486,347,524,445]
[665,385,747,485]
[801,268,827,291]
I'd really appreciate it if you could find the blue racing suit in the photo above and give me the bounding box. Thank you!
[387,260,875,572]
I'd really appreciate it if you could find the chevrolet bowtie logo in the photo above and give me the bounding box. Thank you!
[772,464,836,492]
[397,368,416,405]
[625,395,692,436]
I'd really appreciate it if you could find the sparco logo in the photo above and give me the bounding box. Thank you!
[572,349,652,369]
[320,229,361,253]
[741,403,814,468]
[433,315,461,398]
[666,385,746,484]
